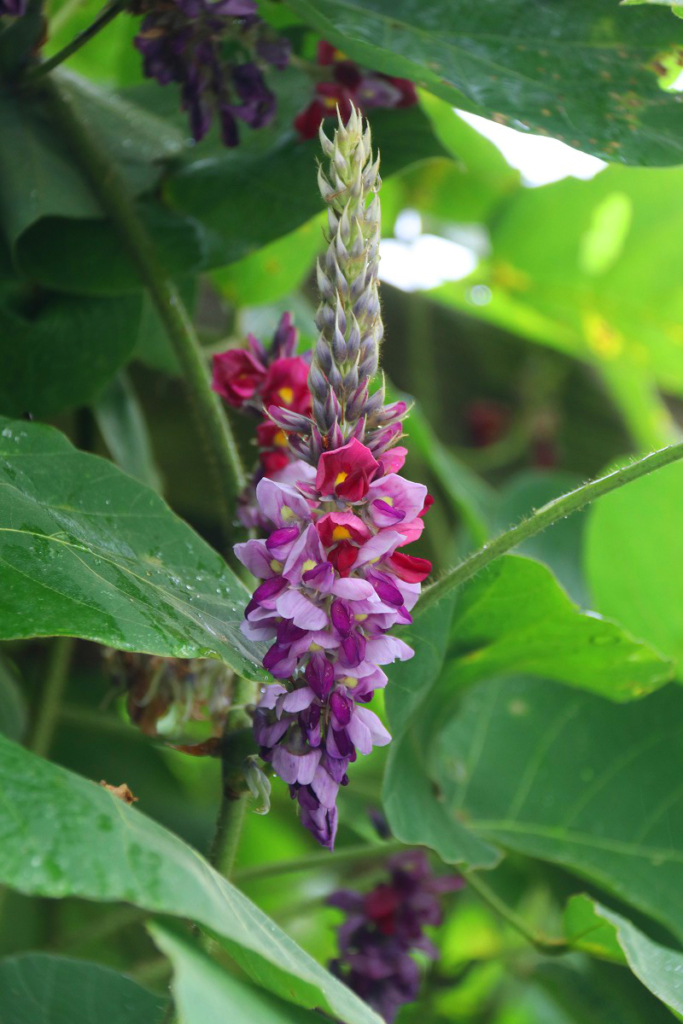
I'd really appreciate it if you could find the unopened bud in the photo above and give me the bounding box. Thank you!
[244,756,271,815]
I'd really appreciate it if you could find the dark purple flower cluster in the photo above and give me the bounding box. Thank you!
[0,0,27,16]
[329,852,462,1022]
[133,0,288,144]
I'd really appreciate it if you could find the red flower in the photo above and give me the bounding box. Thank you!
[316,511,371,547]
[294,82,354,140]
[316,438,380,502]
[327,540,358,577]
[387,551,432,584]
[261,357,312,414]
[257,421,290,477]
[211,348,266,408]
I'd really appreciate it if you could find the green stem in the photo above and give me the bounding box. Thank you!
[420,439,683,613]
[41,77,246,544]
[27,0,127,81]
[462,869,567,956]
[31,638,75,758]
[233,839,406,883]
[208,677,256,879]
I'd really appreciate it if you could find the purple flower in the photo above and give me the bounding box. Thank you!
[328,852,462,1021]
[132,0,287,145]
[0,0,26,15]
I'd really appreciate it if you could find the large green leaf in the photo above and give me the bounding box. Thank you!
[0,292,142,418]
[165,105,447,267]
[586,460,683,674]
[0,72,203,294]
[150,922,327,1024]
[0,71,184,248]
[0,953,166,1024]
[425,675,683,942]
[565,898,683,1017]
[436,555,672,703]
[0,734,382,1024]
[384,556,675,875]
[285,0,683,165]
[0,417,265,678]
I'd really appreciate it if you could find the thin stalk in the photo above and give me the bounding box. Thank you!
[420,439,683,613]
[41,77,246,545]
[233,839,406,883]
[27,0,126,81]
[31,638,75,758]
[208,677,255,879]
[463,869,567,956]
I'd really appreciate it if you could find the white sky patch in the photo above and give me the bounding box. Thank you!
[379,232,478,292]
[456,109,607,187]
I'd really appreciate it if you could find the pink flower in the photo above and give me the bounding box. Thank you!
[212,347,266,407]
[316,439,380,502]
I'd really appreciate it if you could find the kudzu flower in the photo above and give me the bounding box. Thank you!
[0,0,26,16]
[328,851,462,1022]
[294,42,417,141]
[132,0,288,145]
[212,313,315,528]
[236,107,432,849]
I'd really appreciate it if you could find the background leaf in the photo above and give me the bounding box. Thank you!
[150,922,329,1024]
[0,292,142,418]
[0,952,166,1024]
[284,0,683,165]
[0,734,382,1024]
[586,459,683,674]
[0,417,265,678]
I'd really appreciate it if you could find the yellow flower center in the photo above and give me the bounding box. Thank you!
[354,613,368,622]
[273,429,288,447]
[302,559,317,573]
[278,386,294,406]
[332,526,352,542]
[281,506,296,523]
[309,642,322,652]
[270,559,283,572]
[334,471,349,487]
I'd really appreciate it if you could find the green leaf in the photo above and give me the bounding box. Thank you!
[0,72,202,294]
[446,555,672,701]
[0,952,166,1024]
[0,417,265,678]
[0,653,27,742]
[384,556,675,879]
[285,0,683,166]
[383,591,501,867]
[150,922,328,1024]
[563,895,628,963]
[586,459,683,674]
[534,957,681,1024]
[211,216,325,309]
[93,372,162,490]
[0,292,142,418]
[165,105,447,267]
[566,897,683,1017]
[425,674,683,942]
[0,735,382,1024]
[0,71,183,248]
